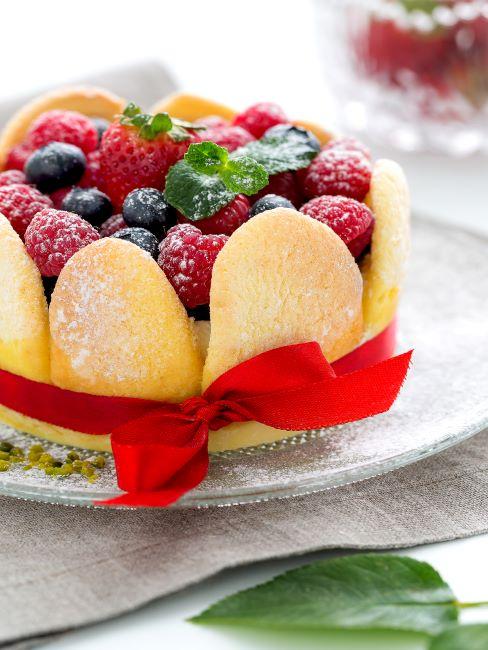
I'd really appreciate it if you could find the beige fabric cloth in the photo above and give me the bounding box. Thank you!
[2,429,488,647]
[1,62,488,647]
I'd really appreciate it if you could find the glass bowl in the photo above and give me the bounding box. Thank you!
[315,0,488,155]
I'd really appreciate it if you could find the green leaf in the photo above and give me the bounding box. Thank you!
[234,126,319,175]
[220,156,269,195]
[185,141,229,175]
[191,554,458,635]
[164,160,235,220]
[430,625,488,649]
[122,102,141,118]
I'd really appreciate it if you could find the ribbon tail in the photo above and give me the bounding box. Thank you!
[96,443,209,507]
[94,410,209,508]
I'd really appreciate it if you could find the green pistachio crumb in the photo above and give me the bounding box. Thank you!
[0,460,11,471]
[91,455,106,469]
[72,460,83,472]
[0,441,13,452]
[56,463,74,476]
[0,451,10,461]
[9,455,24,464]
[67,451,80,461]
[10,447,24,457]
[81,463,95,477]
[22,464,33,471]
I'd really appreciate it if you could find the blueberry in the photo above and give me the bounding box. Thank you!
[122,188,176,238]
[263,124,321,152]
[42,276,57,304]
[111,227,159,258]
[250,194,294,218]
[186,304,210,321]
[62,187,113,226]
[91,117,110,143]
[25,142,86,193]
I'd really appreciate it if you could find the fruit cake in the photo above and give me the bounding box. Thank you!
[0,86,410,453]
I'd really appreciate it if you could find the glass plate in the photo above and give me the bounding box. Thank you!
[0,216,487,509]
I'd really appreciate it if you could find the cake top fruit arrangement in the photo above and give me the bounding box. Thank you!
[0,91,387,316]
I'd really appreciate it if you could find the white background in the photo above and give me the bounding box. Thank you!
[2,0,488,648]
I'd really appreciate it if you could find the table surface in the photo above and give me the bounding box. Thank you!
[2,1,488,648]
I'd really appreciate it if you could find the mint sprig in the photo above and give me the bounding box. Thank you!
[430,625,488,650]
[233,126,319,175]
[164,141,269,220]
[119,103,205,142]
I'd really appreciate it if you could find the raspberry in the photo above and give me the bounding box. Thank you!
[0,170,28,187]
[178,195,250,236]
[0,184,52,237]
[232,102,288,139]
[200,125,254,152]
[26,110,98,155]
[25,209,100,276]
[79,150,102,189]
[253,171,302,207]
[158,224,228,308]
[5,143,33,171]
[50,187,73,209]
[99,213,127,237]
[300,149,372,202]
[195,115,229,129]
[300,195,374,258]
[323,136,371,160]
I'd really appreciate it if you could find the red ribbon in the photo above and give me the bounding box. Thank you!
[0,319,411,507]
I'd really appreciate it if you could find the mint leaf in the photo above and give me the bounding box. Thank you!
[191,554,458,635]
[174,142,269,218]
[185,141,228,175]
[430,625,488,649]
[234,126,319,175]
[164,160,234,220]
[220,156,269,195]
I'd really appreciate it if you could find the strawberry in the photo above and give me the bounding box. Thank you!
[99,103,200,211]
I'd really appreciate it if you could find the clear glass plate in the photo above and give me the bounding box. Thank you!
[0,216,487,509]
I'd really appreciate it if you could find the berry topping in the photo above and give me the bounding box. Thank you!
[26,110,98,155]
[178,194,250,236]
[99,121,175,210]
[200,125,254,152]
[91,117,110,143]
[122,187,176,237]
[25,142,86,193]
[195,115,229,129]
[264,124,320,153]
[79,150,102,189]
[250,193,294,217]
[300,149,372,202]
[253,171,302,207]
[158,223,228,308]
[0,184,52,237]
[232,102,288,138]
[99,213,127,237]
[24,209,100,276]
[50,187,73,209]
[5,143,33,171]
[323,136,371,160]
[111,227,159,258]
[300,195,375,258]
[61,187,113,227]
[0,170,28,187]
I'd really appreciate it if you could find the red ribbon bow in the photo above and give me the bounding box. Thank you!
[0,319,411,507]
